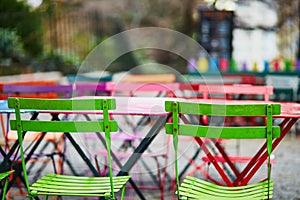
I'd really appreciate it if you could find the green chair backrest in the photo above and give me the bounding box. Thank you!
[0,171,14,180]
[165,101,281,197]
[7,98,118,198]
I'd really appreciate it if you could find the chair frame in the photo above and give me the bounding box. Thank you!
[165,101,280,199]
[8,97,130,199]
[0,170,14,200]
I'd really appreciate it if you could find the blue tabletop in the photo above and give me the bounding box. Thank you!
[0,100,34,113]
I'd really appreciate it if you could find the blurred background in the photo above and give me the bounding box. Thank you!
[0,0,299,75]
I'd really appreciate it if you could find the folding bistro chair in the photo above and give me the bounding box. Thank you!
[178,85,274,181]
[165,101,280,199]
[8,97,130,199]
[0,170,14,200]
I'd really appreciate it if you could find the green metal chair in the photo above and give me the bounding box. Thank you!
[8,97,130,199]
[0,170,14,200]
[165,101,281,199]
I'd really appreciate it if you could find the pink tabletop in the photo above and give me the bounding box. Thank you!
[38,97,175,116]
[39,96,300,118]
[112,97,174,115]
[278,102,300,118]
[115,98,300,118]
[191,99,300,118]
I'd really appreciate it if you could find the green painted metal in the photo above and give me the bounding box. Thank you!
[10,120,118,133]
[8,97,130,199]
[0,170,14,180]
[166,125,280,139]
[165,101,281,116]
[165,101,280,200]
[179,176,273,199]
[171,101,180,198]
[0,170,14,200]
[266,104,273,198]
[103,99,115,199]
[7,98,116,111]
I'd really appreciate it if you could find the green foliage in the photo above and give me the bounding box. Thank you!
[38,51,80,74]
[0,0,43,56]
[0,28,25,60]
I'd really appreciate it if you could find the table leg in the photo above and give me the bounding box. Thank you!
[213,140,240,177]
[84,114,169,200]
[0,112,39,170]
[117,115,168,174]
[195,137,234,186]
[64,132,100,176]
[178,148,201,180]
[0,113,40,195]
[192,117,297,187]
[0,145,6,159]
[181,114,237,185]
[238,118,298,185]
[119,115,169,199]
[232,118,291,185]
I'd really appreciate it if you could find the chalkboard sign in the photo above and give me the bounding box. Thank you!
[198,7,234,60]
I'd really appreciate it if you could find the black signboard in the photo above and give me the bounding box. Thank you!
[198,7,234,60]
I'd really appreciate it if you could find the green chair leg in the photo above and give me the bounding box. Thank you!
[1,170,14,200]
[121,184,126,200]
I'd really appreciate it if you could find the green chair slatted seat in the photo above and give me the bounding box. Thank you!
[8,97,130,199]
[0,170,14,180]
[165,101,281,199]
[0,170,14,200]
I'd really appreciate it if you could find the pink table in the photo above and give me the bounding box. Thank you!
[58,97,173,200]
[77,97,300,185]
